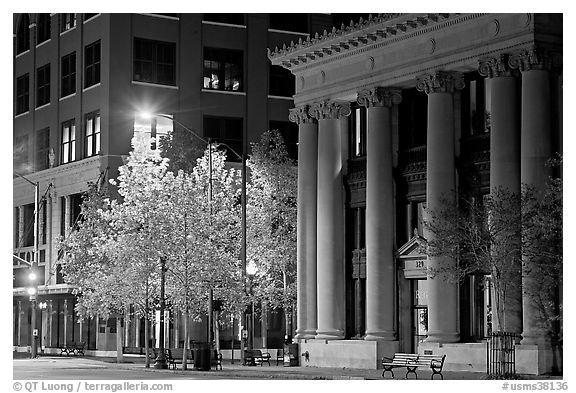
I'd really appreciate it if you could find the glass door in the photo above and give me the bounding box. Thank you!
[412,279,428,353]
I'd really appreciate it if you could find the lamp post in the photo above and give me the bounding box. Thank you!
[140,112,248,362]
[14,173,40,358]
[246,262,257,352]
[154,256,168,369]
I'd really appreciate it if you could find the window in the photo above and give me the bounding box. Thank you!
[61,52,76,97]
[203,14,245,25]
[37,14,51,44]
[61,119,76,164]
[85,111,101,157]
[204,116,243,162]
[133,38,176,86]
[269,65,294,97]
[349,104,367,157]
[463,75,491,136]
[133,113,173,151]
[203,48,243,92]
[16,14,30,54]
[398,88,427,149]
[84,40,101,88]
[16,74,29,115]
[36,64,50,107]
[36,128,50,171]
[269,14,308,33]
[60,13,76,32]
[270,121,298,160]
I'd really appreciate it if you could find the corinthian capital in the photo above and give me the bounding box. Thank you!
[508,46,558,72]
[308,101,351,120]
[416,71,465,94]
[288,105,315,125]
[357,87,402,108]
[478,54,518,78]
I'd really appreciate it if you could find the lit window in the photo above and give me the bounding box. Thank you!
[203,48,243,92]
[61,119,76,163]
[85,112,101,157]
[133,113,173,151]
[60,13,76,32]
[350,105,366,157]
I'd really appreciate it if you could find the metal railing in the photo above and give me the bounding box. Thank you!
[487,331,521,377]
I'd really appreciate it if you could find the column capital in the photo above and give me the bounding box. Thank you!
[508,46,560,72]
[288,105,316,125]
[357,87,402,108]
[309,101,351,120]
[478,54,519,78]
[416,71,465,94]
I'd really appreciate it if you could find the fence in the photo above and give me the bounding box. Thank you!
[487,331,521,376]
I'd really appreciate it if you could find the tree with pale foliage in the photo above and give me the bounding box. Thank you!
[246,130,298,338]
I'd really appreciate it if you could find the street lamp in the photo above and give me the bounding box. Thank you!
[246,262,257,352]
[154,256,168,369]
[139,112,248,362]
[14,172,40,359]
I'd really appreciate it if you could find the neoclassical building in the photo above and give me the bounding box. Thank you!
[269,13,562,374]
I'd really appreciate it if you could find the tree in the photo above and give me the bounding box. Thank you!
[246,130,298,340]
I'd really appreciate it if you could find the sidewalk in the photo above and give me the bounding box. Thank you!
[95,356,489,380]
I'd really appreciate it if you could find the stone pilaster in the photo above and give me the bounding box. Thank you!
[309,100,350,340]
[358,87,402,341]
[289,105,318,340]
[479,55,523,335]
[510,47,556,346]
[417,71,464,343]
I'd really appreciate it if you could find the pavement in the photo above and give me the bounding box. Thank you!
[13,352,562,381]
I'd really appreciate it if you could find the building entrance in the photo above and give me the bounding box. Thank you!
[412,279,428,353]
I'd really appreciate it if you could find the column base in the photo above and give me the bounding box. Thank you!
[424,331,460,343]
[364,330,396,341]
[315,329,344,340]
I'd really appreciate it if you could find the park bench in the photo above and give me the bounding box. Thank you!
[381,353,446,380]
[244,349,271,366]
[165,348,194,370]
[60,342,85,356]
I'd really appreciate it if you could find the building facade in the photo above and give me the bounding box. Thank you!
[269,13,562,374]
[13,12,336,356]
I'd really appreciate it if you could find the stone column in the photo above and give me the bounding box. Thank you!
[135,317,141,348]
[416,71,464,343]
[357,87,402,341]
[510,47,556,346]
[479,55,523,335]
[289,105,318,340]
[48,300,53,347]
[309,101,350,340]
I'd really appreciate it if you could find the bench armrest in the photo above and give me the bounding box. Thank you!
[382,356,393,362]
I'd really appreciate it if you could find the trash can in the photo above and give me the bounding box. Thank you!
[283,343,299,367]
[193,342,211,371]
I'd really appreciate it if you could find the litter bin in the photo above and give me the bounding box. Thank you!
[283,343,299,367]
[193,342,211,371]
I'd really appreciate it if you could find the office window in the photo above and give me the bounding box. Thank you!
[37,14,51,44]
[203,48,243,92]
[60,13,76,32]
[270,121,298,161]
[133,38,176,86]
[16,14,30,54]
[203,14,244,25]
[36,128,50,171]
[269,14,308,33]
[61,52,76,97]
[133,113,173,151]
[204,116,243,162]
[16,74,29,115]
[61,119,76,164]
[84,40,101,88]
[349,105,367,157]
[36,64,50,107]
[269,65,295,97]
[85,111,101,157]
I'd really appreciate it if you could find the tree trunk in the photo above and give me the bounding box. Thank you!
[182,309,189,370]
[144,317,150,368]
[116,317,124,363]
[215,311,220,352]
